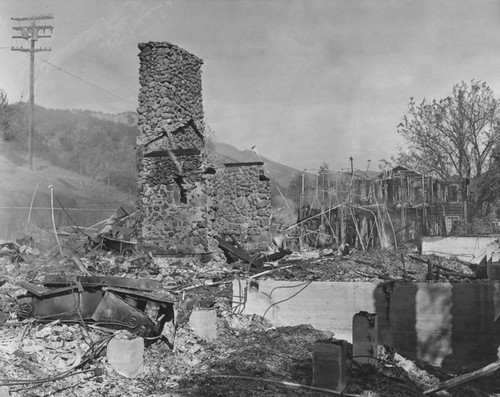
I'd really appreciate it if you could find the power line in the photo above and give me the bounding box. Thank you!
[60,56,137,100]
[62,58,130,95]
[41,59,137,106]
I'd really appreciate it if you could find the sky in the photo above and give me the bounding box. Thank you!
[1,0,500,172]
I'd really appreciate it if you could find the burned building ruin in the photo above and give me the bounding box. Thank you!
[136,42,271,256]
[293,165,469,250]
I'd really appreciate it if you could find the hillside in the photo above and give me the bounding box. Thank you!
[88,110,138,127]
[0,103,305,230]
[0,152,133,209]
[1,103,137,194]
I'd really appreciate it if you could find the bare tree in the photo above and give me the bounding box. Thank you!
[397,80,500,180]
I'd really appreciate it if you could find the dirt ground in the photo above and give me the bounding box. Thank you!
[1,242,500,397]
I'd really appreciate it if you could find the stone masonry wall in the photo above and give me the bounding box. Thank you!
[139,150,211,254]
[137,42,204,147]
[214,163,271,251]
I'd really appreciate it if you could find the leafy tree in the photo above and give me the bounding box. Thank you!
[397,80,500,180]
[474,146,500,217]
[0,89,13,141]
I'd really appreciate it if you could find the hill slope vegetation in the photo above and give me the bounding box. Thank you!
[0,102,301,220]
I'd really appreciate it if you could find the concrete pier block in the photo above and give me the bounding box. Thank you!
[189,308,217,341]
[353,311,378,365]
[107,337,144,378]
[487,264,500,281]
[312,340,346,391]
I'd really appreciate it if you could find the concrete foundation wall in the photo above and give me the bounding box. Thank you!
[234,279,500,369]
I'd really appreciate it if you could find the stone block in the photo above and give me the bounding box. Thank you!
[312,340,346,392]
[189,309,217,341]
[353,312,378,365]
[107,337,144,378]
[487,264,500,281]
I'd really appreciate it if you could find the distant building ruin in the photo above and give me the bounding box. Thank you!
[136,42,271,256]
[294,165,468,249]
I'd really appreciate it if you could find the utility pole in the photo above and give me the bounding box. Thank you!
[299,170,306,251]
[11,14,53,170]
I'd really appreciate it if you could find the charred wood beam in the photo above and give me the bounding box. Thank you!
[215,236,291,267]
[408,254,476,279]
[144,148,201,157]
[223,161,264,167]
[424,360,500,395]
[43,275,161,291]
[215,236,255,264]
[17,281,52,297]
[254,249,292,265]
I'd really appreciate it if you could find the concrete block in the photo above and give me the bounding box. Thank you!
[491,251,500,264]
[487,264,500,281]
[107,337,144,378]
[353,312,378,365]
[0,387,9,397]
[189,308,217,341]
[312,340,346,391]
[486,243,499,263]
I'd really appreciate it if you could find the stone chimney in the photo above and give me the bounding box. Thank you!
[136,42,210,255]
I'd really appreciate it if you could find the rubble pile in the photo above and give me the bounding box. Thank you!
[268,248,478,283]
[1,297,498,396]
[1,217,500,396]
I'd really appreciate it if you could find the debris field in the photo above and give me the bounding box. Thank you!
[1,231,500,397]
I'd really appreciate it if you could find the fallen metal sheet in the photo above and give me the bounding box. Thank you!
[106,287,175,325]
[0,242,18,256]
[43,275,161,291]
[18,277,172,336]
[106,287,175,304]
[100,235,137,256]
[92,291,156,336]
[18,289,103,321]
